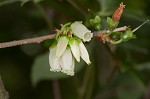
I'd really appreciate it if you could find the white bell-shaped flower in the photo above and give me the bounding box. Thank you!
[56,36,69,59]
[71,22,93,42]
[79,41,91,65]
[49,46,61,72]
[65,57,75,76]
[69,38,80,62]
[59,48,75,76]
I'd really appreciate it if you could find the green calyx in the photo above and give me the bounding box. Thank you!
[110,32,121,40]
[55,22,72,40]
[94,24,102,31]
[121,29,135,41]
[107,17,119,30]
[68,37,75,45]
[75,37,82,43]
[71,36,81,43]
[107,29,136,44]
[49,41,57,50]
[61,22,71,30]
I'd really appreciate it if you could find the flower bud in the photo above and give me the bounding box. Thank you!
[112,2,125,22]
[90,16,102,30]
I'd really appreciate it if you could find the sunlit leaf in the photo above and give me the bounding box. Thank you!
[117,74,144,99]
[137,62,150,70]
[33,0,43,4]
[0,0,30,6]
[31,52,85,86]
[97,0,118,16]
[20,0,30,6]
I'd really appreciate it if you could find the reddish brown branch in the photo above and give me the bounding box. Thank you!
[0,76,9,99]
[0,34,56,48]
[52,80,61,99]
[0,26,128,49]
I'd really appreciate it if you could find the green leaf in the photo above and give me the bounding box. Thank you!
[90,16,101,25]
[98,0,117,16]
[31,52,86,86]
[106,17,119,30]
[118,90,142,99]
[31,52,66,86]
[20,0,30,6]
[121,43,149,54]
[137,62,150,70]
[0,0,30,6]
[120,61,148,87]
[117,74,144,99]
[90,16,102,30]
[33,0,43,4]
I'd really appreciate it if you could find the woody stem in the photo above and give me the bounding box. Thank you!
[0,26,128,49]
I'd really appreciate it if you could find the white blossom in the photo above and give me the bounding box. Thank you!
[79,41,91,65]
[59,48,75,76]
[49,46,61,72]
[49,21,93,76]
[56,36,69,59]
[71,22,93,42]
[69,38,80,62]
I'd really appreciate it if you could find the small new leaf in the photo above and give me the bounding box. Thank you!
[107,17,119,30]
[90,16,102,30]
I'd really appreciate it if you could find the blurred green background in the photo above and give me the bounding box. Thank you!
[0,0,150,99]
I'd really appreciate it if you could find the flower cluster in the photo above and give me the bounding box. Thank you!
[49,22,93,76]
[49,2,148,76]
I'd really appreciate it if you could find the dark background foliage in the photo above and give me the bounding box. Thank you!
[0,0,150,99]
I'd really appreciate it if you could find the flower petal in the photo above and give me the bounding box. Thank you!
[71,22,92,42]
[69,38,80,62]
[83,32,93,42]
[65,57,75,76]
[49,46,61,72]
[59,48,74,76]
[56,36,69,59]
[79,42,91,65]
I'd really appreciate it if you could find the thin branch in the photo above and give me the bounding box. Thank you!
[52,80,61,99]
[0,76,9,99]
[66,0,87,16]
[0,34,56,48]
[93,26,128,37]
[0,26,128,49]
[35,3,51,25]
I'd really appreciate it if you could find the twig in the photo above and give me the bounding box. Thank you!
[0,34,56,48]
[0,26,128,49]
[52,80,61,99]
[35,4,51,25]
[93,26,128,37]
[144,81,150,99]
[0,76,9,99]
[66,0,87,16]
